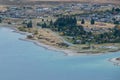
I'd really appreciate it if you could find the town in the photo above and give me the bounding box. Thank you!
[0,3,120,23]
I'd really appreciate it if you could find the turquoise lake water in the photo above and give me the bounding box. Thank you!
[0,27,120,80]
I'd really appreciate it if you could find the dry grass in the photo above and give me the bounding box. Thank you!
[24,27,63,47]
[0,5,7,12]
[78,21,115,29]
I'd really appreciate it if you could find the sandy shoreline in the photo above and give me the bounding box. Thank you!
[1,23,120,56]
[0,23,79,56]
[20,38,115,56]
[20,38,78,56]
[0,24,107,56]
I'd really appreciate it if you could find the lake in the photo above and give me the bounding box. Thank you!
[0,27,120,80]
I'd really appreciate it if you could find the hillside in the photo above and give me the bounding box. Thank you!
[0,0,120,5]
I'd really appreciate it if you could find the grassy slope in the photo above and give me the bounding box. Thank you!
[0,0,120,5]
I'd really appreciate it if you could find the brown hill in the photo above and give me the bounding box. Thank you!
[0,0,120,5]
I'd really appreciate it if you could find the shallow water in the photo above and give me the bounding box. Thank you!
[0,27,120,80]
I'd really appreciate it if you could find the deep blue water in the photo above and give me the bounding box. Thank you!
[0,27,120,80]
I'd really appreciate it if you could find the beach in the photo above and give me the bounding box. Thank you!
[1,23,120,56]
[0,23,77,56]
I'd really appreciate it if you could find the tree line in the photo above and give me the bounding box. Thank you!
[38,16,120,44]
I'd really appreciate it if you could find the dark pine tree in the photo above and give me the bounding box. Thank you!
[91,18,95,25]
[50,20,53,25]
[27,20,32,28]
[0,17,2,23]
[42,22,47,28]
[81,19,85,24]
[42,19,44,22]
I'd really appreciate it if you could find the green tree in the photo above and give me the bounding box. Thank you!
[0,17,2,23]
[114,20,119,25]
[42,22,47,28]
[54,16,77,27]
[50,20,53,25]
[91,18,95,25]
[81,19,85,24]
[42,19,44,22]
[27,20,32,28]
[112,7,115,12]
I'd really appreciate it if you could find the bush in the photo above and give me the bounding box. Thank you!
[34,30,38,35]
[18,27,27,32]
[27,35,33,39]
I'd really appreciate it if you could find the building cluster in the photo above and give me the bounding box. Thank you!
[78,9,120,24]
[0,3,119,24]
